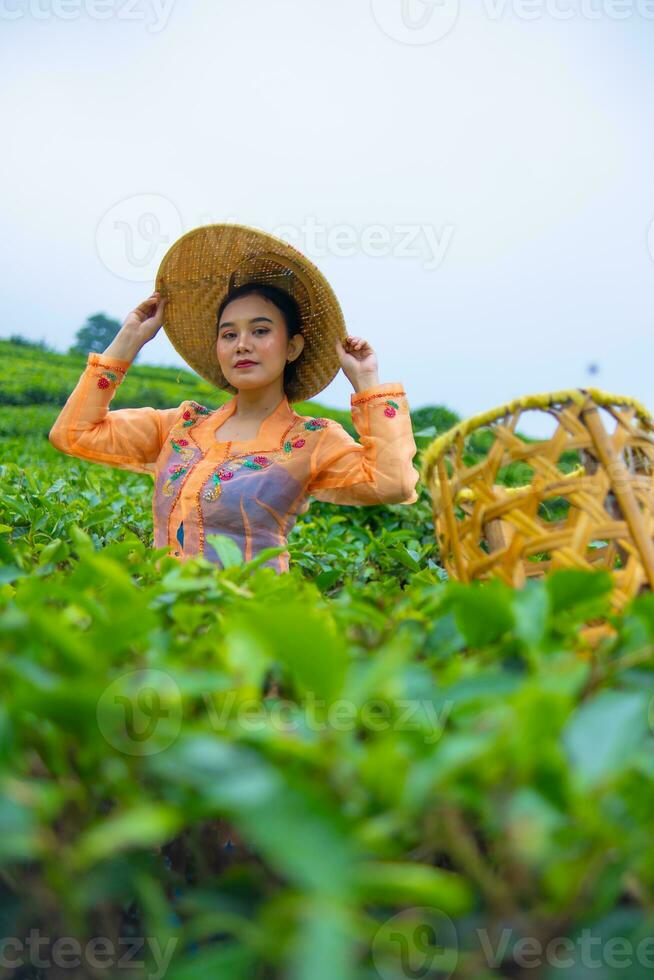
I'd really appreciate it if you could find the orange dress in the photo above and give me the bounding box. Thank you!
[49,352,420,572]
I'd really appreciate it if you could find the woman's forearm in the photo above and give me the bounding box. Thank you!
[352,371,380,393]
[102,325,143,362]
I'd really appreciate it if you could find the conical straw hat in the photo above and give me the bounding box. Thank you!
[155,223,347,402]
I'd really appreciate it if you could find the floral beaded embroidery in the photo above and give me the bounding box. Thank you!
[202,421,315,501]
[162,462,190,497]
[203,454,274,501]
[303,417,329,431]
[180,402,213,427]
[283,437,305,452]
[170,436,196,463]
[96,370,121,390]
[168,403,215,463]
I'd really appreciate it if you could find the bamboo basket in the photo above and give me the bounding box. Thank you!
[420,388,654,618]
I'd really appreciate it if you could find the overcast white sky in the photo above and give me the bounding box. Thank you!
[2,0,653,433]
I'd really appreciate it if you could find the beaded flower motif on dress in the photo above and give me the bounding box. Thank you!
[94,364,126,390]
[181,401,213,426]
[203,416,328,502]
[303,417,329,431]
[162,401,213,496]
[351,389,405,419]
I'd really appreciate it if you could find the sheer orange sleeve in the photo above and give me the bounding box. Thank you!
[48,352,182,477]
[306,382,420,506]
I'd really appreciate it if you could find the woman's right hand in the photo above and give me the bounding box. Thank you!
[102,292,169,362]
[121,291,168,346]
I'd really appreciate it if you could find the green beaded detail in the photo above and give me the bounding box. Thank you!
[181,402,213,428]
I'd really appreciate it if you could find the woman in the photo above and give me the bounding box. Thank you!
[49,225,420,573]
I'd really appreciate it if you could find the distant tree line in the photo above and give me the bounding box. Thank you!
[6,312,128,358]
[67,313,122,356]
[7,334,55,351]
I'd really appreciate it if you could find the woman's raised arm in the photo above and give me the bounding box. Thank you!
[48,293,180,476]
[306,381,420,506]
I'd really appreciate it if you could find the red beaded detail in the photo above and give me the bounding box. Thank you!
[96,369,122,389]
[180,402,213,428]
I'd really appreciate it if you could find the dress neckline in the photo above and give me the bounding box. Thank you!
[194,391,297,452]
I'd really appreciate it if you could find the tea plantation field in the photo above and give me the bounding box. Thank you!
[1,339,654,980]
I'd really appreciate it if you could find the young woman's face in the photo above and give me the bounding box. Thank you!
[216,294,304,392]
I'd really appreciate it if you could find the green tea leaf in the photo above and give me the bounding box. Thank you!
[563,689,651,786]
[205,533,245,567]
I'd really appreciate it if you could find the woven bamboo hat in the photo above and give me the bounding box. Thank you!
[154,223,347,403]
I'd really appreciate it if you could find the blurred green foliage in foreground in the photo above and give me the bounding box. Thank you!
[1,341,653,979]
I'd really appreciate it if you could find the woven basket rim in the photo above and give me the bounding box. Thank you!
[421,387,653,485]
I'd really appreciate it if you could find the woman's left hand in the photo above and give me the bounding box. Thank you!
[335,335,380,391]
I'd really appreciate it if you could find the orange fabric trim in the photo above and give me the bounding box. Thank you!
[255,496,286,534]
[194,480,204,558]
[351,388,406,405]
[87,356,128,374]
[165,417,209,552]
[240,496,253,561]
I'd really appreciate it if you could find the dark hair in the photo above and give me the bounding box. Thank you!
[215,282,303,396]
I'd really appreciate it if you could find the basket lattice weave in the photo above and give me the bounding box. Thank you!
[420,388,654,613]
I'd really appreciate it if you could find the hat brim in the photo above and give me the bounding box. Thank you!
[154,223,346,403]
